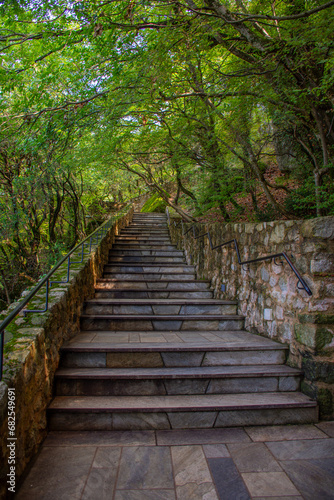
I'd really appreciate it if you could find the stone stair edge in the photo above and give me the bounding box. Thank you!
[60,341,289,352]
[84,299,238,304]
[96,279,211,283]
[93,288,212,293]
[55,365,302,379]
[80,314,244,320]
[48,392,318,412]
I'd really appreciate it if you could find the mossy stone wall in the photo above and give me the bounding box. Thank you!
[0,208,133,498]
[169,215,334,419]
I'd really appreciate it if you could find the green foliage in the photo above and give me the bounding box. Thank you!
[141,193,167,213]
[284,167,334,218]
[0,0,333,306]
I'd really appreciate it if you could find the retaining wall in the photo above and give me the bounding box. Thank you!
[169,215,334,419]
[0,207,133,498]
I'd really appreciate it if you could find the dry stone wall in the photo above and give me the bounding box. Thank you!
[0,207,133,499]
[169,215,334,419]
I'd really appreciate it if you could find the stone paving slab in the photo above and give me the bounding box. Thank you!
[246,423,328,441]
[280,458,334,500]
[16,423,334,499]
[266,438,334,460]
[316,421,334,437]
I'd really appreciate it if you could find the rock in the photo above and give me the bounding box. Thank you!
[301,216,334,240]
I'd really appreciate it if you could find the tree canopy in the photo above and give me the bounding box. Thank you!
[1,0,334,305]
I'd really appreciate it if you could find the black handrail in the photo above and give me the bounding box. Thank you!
[0,205,131,380]
[166,209,312,297]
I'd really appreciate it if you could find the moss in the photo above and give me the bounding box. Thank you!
[141,193,167,213]
[295,323,333,351]
[302,358,334,384]
[318,388,333,418]
[298,313,334,324]
[316,328,334,351]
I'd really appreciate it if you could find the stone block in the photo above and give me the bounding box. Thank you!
[261,268,270,282]
[278,376,300,391]
[218,320,244,330]
[62,352,106,368]
[152,305,181,315]
[161,352,204,367]
[276,306,284,320]
[156,427,250,445]
[311,253,334,274]
[107,352,164,368]
[49,413,112,431]
[112,412,170,430]
[153,320,182,331]
[298,313,334,324]
[207,377,278,394]
[317,388,334,418]
[215,408,317,427]
[78,379,166,397]
[164,379,209,395]
[295,324,333,351]
[264,308,273,321]
[168,411,217,429]
[301,216,334,240]
[182,319,219,330]
[203,350,286,366]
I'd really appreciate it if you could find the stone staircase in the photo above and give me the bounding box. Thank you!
[48,212,318,430]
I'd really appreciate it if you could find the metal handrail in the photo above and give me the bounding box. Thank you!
[165,209,312,297]
[0,205,131,380]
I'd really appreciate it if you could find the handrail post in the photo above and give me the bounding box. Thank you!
[24,278,49,316]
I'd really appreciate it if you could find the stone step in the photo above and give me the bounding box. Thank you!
[48,392,318,430]
[94,289,214,299]
[131,216,167,219]
[116,237,171,242]
[125,229,168,232]
[95,279,211,290]
[127,214,165,217]
[112,244,176,250]
[80,314,245,331]
[104,264,195,273]
[59,337,289,369]
[109,250,184,256]
[83,299,237,316]
[108,256,185,263]
[55,365,302,397]
[129,223,167,228]
[126,229,168,232]
[102,272,196,280]
[131,223,168,229]
[119,231,170,236]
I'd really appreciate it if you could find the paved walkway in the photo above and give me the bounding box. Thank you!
[16,422,334,499]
